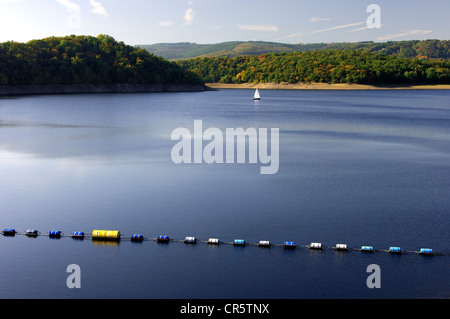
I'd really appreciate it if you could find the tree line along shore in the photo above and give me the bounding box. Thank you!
[0,35,449,96]
[205,82,450,90]
[178,50,450,86]
[0,35,204,89]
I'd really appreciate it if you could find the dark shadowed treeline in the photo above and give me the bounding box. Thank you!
[0,35,204,85]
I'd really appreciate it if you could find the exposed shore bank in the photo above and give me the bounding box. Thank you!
[206,82,450,90]
[0,83,211,96]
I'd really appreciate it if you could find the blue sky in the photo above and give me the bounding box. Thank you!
[0,0,449,45]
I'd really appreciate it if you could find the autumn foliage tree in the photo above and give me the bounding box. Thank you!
[178,50,450,85]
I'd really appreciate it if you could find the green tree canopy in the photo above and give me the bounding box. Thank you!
[0,35,204,85]
[178,50,450,85]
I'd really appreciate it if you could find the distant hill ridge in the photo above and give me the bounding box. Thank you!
[138,40,450,61]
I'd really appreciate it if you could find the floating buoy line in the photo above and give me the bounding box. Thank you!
[1,228,448,256]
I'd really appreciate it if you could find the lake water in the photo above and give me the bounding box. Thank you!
[0,89,449,300]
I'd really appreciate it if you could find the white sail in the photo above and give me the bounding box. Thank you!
[253,89,260,100]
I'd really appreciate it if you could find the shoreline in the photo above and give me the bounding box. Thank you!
[206,82,450,90]
[1,82,448,96]
[0,83,211,96]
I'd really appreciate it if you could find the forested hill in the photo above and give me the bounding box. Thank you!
[139,40,450,61]
[0,35,204,86]
[178,50,450,85]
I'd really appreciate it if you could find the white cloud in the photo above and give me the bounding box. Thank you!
[310,17,331,22]
[56,0,79,11]
[377,30,432,41]
[184,8,195,25]
[311,22,365,33]
[89,0,108,17]
[158,21,174,27]
[238,24,279,32]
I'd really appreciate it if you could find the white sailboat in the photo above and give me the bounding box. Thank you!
[253,89,261,101]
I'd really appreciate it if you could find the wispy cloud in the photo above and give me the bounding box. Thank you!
[311,22,365,34]
[56,0,80,28]
[349,24,386,32]
[238,24,279,32]
[277,21,366,41]
[277,32,303,41]
[56,0,79,11]
[349,26,370,32]
[310,17,331,23]
[184,8,195,25]
[89,0,108,17]
[377,30,432,41]
[158,21,175,27]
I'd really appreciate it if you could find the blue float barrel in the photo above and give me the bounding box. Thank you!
[2,229,16,236]
[389,246,402,253]
[419,248,433,255]
[131,234,144,242]
[49,230,62,238]
[157,235,170,242]
[233,239,245,246]
[283,241,296,248]
[361,246,374,252]
[72,231,85,238]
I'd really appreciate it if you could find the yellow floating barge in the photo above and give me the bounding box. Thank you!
[92,230,121,241]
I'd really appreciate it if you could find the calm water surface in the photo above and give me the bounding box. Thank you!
[0,89,449,299]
